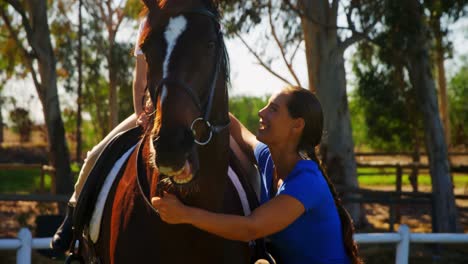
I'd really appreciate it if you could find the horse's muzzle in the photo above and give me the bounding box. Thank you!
[154,128,199,185]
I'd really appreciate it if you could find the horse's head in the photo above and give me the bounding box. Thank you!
[140,0,230,191]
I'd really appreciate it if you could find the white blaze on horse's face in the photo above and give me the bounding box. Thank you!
[161,15,187,104]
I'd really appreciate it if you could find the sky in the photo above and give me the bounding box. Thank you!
[2,15,467,124]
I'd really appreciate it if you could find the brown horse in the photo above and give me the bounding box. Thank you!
[69,1,268,263]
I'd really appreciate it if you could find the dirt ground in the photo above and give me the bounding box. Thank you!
[1,189,467,264]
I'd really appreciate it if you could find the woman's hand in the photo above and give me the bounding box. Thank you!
[151,192,190,224]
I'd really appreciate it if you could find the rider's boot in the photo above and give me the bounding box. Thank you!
[50,202,75,253]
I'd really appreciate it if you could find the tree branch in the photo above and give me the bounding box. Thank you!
[345,2,356,33]
[338,4,383,52]
[285,0,365,35]
[113,5,125,37]
[283,0,305,17]
[234,32,293,86]
[0,7,41,91]
[268,0,301,87]
[82,0,100,28]
[289,40,302,66]
[6,0,35,51]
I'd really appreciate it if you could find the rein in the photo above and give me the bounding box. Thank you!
[135,136,162,216]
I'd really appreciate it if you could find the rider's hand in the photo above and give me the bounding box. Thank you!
[136,112,149,127]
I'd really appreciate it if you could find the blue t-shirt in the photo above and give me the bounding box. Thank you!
[254,143,349,264]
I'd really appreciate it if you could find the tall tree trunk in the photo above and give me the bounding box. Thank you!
[28,0,73,195]
[0,96,3,143]
[405,0,459,232]
[76,0,83,161]
[433,17,450,147]
[7,0,74,195]
[108,46,119,130]
[299,0,361,224]
[85,0,125,130]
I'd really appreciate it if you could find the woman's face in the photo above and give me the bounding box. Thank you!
[257,91,299,146]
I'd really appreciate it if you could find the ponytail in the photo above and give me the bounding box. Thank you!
[306,147,363,264]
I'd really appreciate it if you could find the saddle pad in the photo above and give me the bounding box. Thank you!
[228,166,251,216]
[89,144,138,243]
[73,126,142,240]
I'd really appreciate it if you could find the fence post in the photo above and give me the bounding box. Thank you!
[39,165,45,193]
[17,228,32,264]
[395,164,402,223]
[396,164,402,192]
[395,225,410,264]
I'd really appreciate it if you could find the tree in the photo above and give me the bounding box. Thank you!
[48,0,137,156]
[381,0,459,232]
[0,9,23,144]
[1,0,73,195]
[77,0,83,160]
[448,57,468,146]
[352,50,423,151]
[222,0,382,224]
[83,0,139,130]
[426,0,466,147]
[407,0,458,232]
[229,95,269,133]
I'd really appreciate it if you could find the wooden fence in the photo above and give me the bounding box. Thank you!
[1,153,467,230]
[0,163,67,204]
[339,158,468,232]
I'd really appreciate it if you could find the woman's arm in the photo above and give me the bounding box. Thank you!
[133,55,148,116]
[152,193,305,242]
[229,113,259,162]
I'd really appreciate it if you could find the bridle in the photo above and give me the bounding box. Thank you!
[136,8,230,215]
[148,8,230,146]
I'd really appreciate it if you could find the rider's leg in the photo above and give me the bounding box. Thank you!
[51,114,138,253]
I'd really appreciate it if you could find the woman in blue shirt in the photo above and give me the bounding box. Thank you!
[152,86,362,264]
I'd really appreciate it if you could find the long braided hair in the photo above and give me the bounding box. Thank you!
[284,86,363,264]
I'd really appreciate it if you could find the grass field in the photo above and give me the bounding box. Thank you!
[1,166,467,193]
[0,164,80,193]
[357,167,468,186]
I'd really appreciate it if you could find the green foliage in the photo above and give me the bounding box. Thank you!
[350,0,467,151]
[352,42,423,151]
[124,0,144,19]
[229,95,268,133]
[448,58,468,146]
[115,42,135,121]
[348,93,369,150]
[0,4,29,80]
[49,2,136,144]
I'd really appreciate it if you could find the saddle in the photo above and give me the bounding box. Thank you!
[71,126,143,246]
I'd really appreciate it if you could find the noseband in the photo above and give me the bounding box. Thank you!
[149,8,229,146]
